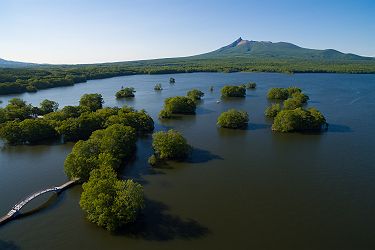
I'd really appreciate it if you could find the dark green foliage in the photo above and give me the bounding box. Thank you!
[148,154,162,167]
[0,120,23,144]
[115,87,135,98]
[221,86,246,98]
[267,88,289,100]
[158,109,172,119]
[286,87,302,96]
[64,124,136,180]
[159,96,196,118]
[39,99,59,115]
[80,164,144,231]
[106,107,154,133]
[272,107,327,132]
[267,87,303,100]
[217,109,249,129]
[283,92,309,110]
[79,93,104,112]
[154,83,163,91]
[151,129,191,161]
[245,82,257,89]
[0,118,57,144]
[187,89,204,100]
[1,98,33,121]
[265,104,281,118]
[57,112,103,142]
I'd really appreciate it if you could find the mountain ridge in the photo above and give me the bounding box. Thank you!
[0,38,374,68]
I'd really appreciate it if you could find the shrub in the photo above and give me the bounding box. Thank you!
[217,109,249,129]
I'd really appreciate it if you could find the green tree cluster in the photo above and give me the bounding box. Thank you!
[264,103,281,118]
[80,164,144,231]
[217,109,249,129]
[148,129,191,166]
[159,96,196,119]
[221,85,246,98]
[79,93,104,112]
[115,87,135,98]
[64,124,137,180]
[39,99,59,115]
[272,107,327,132]
[267,87,302,100]
[187,89,204,100]
[0,118,57,144]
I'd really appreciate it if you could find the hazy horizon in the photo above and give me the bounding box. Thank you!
[1,0,374,64]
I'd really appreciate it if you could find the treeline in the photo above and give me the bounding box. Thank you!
[1,57,375,95]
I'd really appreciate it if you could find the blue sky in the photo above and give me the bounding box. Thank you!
[0,0,374,64]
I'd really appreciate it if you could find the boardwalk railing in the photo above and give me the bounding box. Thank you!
[0,179,78,225]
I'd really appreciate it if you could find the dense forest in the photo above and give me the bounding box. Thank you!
[1,57,375,95]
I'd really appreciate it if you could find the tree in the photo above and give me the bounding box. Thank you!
[64,139,102,180]
[272,107,327,132]
[80,164,144,231]
[115,87,135,98]
[106,110,154,133]
[0,119,56,144]
[57,112,103,142]
[3,98,33,121]
[265,103,281,118]
[245,82,256,89]
[150,129,191,162]
[64,124,137,180]
[217,109,249,129]
[154,83,163,91]
[79,93,104,111]
[221,86,246,97]
[0,120,24,144]
[19,119,57,143]
[39,99,59,115]
[159,96,196,118]
[187,89,204,100]
[267,88,289,100]
[90,124,137,164]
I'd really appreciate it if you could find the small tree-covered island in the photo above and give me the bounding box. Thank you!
[115,87,136,98]
[265,87,327,132]
[217,109,249,129]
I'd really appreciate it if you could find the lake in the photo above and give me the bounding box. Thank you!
[1,72,375,250]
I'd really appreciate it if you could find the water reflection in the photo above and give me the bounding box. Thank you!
[115,199,210,241]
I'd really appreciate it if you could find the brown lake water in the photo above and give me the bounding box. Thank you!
[0,72,375,250]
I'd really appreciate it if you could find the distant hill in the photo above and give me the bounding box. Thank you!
[1,38,375,95]
[195,37,373,61]
[0,58,36,68]
[0,37,373,68]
